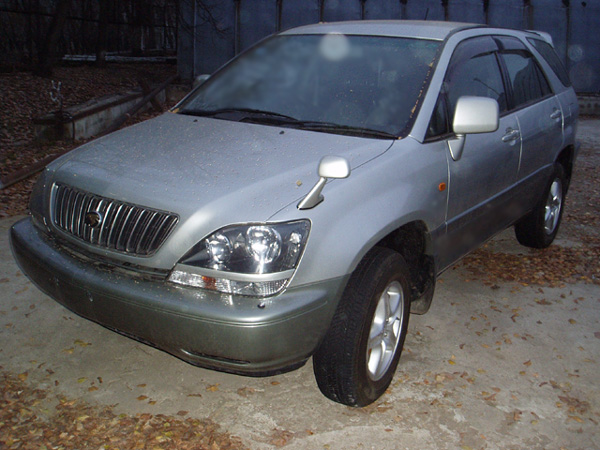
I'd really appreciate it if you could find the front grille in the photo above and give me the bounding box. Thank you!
[51,184,178,256]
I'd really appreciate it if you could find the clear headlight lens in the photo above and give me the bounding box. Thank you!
[246,226,282,266]
[168,220,310,297]
[206,233,233,264]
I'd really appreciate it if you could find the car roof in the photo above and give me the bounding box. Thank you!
[281,20,483,41]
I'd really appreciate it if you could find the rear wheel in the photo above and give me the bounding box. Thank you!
[515,164,566,248]
[313,247,411,406]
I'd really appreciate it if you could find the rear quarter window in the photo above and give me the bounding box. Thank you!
[527,37,572,87]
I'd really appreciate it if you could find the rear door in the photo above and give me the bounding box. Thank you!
[496,36,563,194]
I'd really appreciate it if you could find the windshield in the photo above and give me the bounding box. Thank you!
[178,34,440,137]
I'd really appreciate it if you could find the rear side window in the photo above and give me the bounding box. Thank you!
[501,52,551,109]
[527,38,571,87]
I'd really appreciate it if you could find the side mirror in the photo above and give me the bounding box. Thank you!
[193,74,211,90]
[449,96,499,161]
[453,96,499,135]
[298,156,351,210]
[318,155,351,179]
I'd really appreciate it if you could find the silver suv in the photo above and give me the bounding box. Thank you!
[10,21,579,406]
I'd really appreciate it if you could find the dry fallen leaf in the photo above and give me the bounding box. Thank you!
[1,370,249,449]
[237,387,256,397]
[268,428,295,447]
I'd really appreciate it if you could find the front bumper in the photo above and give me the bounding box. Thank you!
[9,218,347,375]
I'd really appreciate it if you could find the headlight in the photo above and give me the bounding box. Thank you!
[168,220,310,297]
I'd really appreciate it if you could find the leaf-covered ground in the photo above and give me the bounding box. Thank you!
[462,136,600,288]
[0,372,248,450]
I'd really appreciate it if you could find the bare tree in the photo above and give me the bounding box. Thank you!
[96,0,110,67]
[35,0,71,76]
[131,0,156,56]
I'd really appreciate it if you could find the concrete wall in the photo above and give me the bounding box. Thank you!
[178,0,600,94]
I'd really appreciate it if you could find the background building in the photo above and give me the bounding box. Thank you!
[177,0,600,94]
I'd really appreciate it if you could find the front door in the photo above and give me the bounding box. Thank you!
[436,36,522,269]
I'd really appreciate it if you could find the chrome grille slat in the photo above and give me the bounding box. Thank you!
[127,209,149,253]
[65,189,77,233]
[135,211,158,255]
[78,195,93,239]
[55,187,65,229]
[106,203,125,247]
[90,198,106,244]
[63,188,74,229]
[115,205,135,251]
[98,200,114,246]
[51,184,178,257]
[124,208,143,253]
[145,214,171,253]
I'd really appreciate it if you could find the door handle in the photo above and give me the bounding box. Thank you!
[502,128,520,143]
[550,109,562,120]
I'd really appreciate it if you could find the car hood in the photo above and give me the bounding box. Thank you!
[48,113,393,265]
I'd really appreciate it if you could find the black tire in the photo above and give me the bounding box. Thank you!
[313,247,411,407]
[515,164,567,249]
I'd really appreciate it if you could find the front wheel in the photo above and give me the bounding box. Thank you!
[313,247,411,406]
[515,164,567,249]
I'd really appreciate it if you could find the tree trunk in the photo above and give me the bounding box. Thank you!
[96,0,110,67]
[35,0,71,77]
[131,0,144,56]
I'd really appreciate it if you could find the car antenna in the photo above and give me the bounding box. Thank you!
[424,7,429,20]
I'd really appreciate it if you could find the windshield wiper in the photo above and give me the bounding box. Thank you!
[293,122,398,139]
[179,107,301,124]
[180,109,397,139]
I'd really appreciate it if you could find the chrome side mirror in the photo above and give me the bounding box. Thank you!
[449,96,499,161]
[453,96,499,135]
[298,156,351,210]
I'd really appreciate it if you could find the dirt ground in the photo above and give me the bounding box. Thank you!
[0,80,599,449]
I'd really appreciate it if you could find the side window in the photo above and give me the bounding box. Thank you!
[527,38,572,87]
[445,52,507,116]
[502,51,552,108]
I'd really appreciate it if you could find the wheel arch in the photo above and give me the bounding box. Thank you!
[373,220,436,315]
[556,145,575,190]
